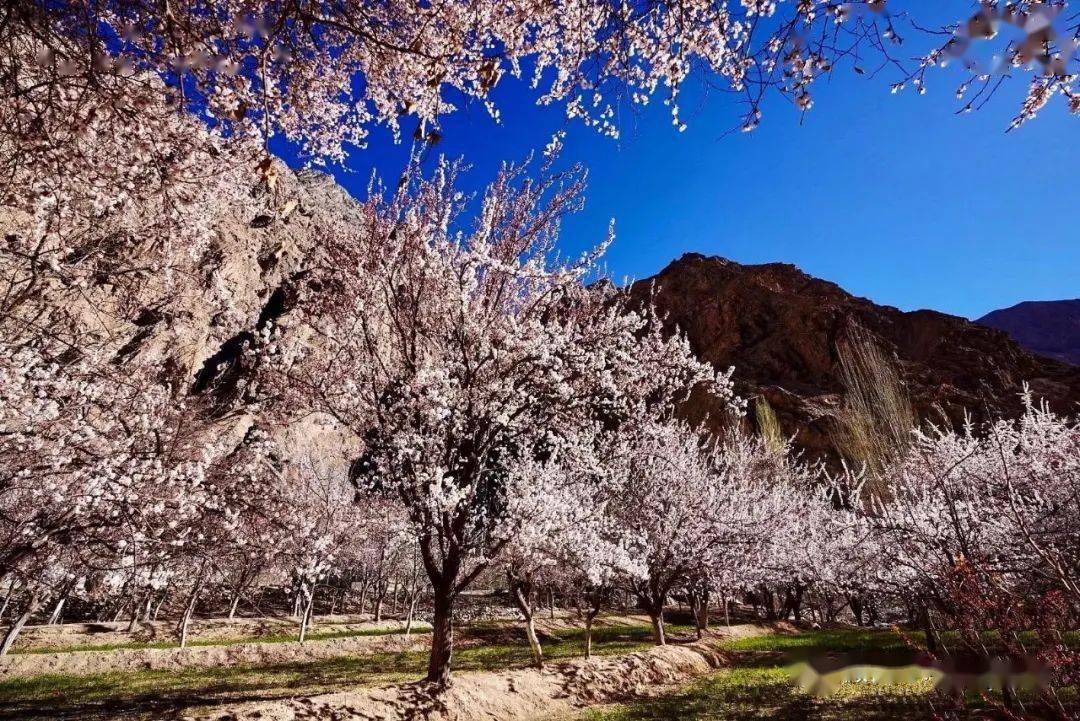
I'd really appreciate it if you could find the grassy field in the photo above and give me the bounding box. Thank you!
[0,621,691,720]
[4,622,1072,721]
[576,628,1079,721]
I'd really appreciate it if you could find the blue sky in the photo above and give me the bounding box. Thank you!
[273,18,1079,321]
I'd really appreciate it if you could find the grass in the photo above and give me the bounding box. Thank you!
[0,620,686,720]
[577,665,947,721]
[576,628,1077,721]
[6,621,1069,721]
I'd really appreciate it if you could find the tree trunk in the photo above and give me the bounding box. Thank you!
[126,596,140,633]
[0,583,14,621]
[0,591,41,656]
[850,594,865,626]
[151,591,167,621]
[649,609,666,645]
[298,589,315,643]
[509,571,544,669]
[636,584,668,646]
[404,593,418,636]
[690,587,710,639]
[426,584,455,687]
[790,582,805,622]
[49,596,67,626]
[523,610,543,668]
[176,576,205,649]
[584,614,594,659]
[228,594,241,620]
[920,605,941,656]
[374,592,384,623]
[548,588,555,620]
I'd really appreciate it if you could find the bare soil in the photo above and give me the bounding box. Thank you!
[0,615,431,679]
[11,613,396,652]
[183,623,776,721]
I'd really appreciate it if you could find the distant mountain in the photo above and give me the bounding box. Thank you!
[628,254,1080,459]
[977,300,1080,366]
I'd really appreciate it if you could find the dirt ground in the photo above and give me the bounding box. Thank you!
[182,623,775,721]
[12,613,400,652]
[0,612,663,680]
[0,614,432,679]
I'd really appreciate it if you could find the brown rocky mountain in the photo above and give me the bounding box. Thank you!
[628,253,1080,459]
[14,148,1075,466]
[977,300,1080,367]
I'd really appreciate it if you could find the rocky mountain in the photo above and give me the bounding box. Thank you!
[628,254,1080,459]
[13,149,1076,466]
[977,300,1080,367]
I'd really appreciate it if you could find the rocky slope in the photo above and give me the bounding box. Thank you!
[12,154,1076,465]
[977,299,1080,366]
[628,254,1080,459]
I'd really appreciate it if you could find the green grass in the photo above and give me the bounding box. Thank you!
[7,623,1068,721]
[720,628,908,655]
[577,628,1078,721]
[0,621,679,720]
[577,664,947,721]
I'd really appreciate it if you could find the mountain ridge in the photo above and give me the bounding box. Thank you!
[977,299,1080,366]
[628,252,1080,460]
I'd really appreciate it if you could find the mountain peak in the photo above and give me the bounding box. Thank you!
[629,255,1080,460]
[977,299,1080,366]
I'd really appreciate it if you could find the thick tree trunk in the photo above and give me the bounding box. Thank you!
[636,583,668,646]
[789,582,805,622]
[649,609,666,645]
[850,594,865,627]
[374,593,384,623]
[0,591,41,656]
[426,585,455,687]
[761,587,778,621]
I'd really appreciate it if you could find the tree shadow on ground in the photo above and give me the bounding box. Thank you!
[0,652,422,721]
[580,666,974,721]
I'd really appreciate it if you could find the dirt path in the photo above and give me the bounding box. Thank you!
[183,623,776,721]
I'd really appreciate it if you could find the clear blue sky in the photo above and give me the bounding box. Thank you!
[273,20,1079,321]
